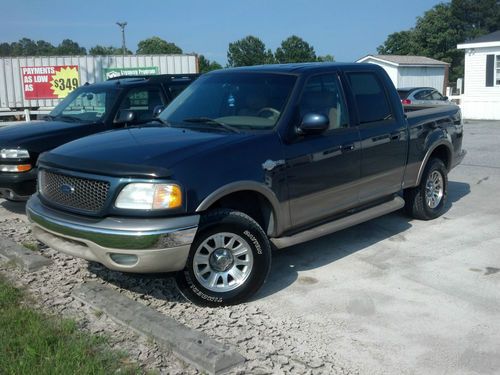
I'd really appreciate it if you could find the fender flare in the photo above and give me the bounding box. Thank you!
[415,140,453,185]
[195,181,284,236]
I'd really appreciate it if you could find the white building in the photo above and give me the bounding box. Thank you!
[457,31,500,120]
[356,55,449,93]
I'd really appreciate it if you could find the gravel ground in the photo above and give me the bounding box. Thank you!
[0,200,357,375]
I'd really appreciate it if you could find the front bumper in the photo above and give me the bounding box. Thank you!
[0,168,37,200]
[27,194,199,273]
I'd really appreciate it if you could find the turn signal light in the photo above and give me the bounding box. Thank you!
[0,164,32,172]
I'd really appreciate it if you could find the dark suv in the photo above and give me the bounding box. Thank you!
[0,74,198,200]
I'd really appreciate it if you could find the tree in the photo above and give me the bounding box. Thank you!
[35,40,56,55]
[56,39,86,55]
[317,54,335,62]
[90,45,131,55]
[377,0,500,82]
[0,42,11,56]
[136,37,182,54]
[227,36,274,67]
[275,35,317,63]
[9,38,38,56]
[198,55,222,73]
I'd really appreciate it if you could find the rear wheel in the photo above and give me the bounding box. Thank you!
[176,209,271,306]
[405,158,448,220]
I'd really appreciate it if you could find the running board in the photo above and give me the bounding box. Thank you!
[271,196,405,249]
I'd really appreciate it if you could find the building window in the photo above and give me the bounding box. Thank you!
[496,55,500,86]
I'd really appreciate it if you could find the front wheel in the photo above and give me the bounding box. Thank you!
[176,209,272,306]
[404,158,448,220]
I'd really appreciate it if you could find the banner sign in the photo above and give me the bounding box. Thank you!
[22,65,80,100]
[103,66,159,79]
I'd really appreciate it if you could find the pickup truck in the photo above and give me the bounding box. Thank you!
[0,74,198,201]
[26,63,466,306]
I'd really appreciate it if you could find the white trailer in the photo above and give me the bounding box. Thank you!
[0,54,198,117]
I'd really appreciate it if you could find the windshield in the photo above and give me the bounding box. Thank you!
[159,72,297,131]
[49,86,120,122]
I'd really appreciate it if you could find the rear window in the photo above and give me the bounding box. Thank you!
[347,72,392,124]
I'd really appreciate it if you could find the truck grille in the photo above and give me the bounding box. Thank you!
[39,170,110,213]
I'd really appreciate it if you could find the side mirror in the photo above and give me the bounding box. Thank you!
[442,96,448,101]
[298,113,329,135]
[114,110,136,126]
[153,105,166,118]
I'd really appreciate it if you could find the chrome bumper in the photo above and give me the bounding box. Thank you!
[26,194,199,273]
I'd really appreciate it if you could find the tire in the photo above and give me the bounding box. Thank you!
[175,209,272,307]
[404,158,448,220]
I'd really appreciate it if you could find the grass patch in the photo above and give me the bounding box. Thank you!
[21,241,39,252]
[0,275,142,374]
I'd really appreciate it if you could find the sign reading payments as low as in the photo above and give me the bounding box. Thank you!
[21,65,80,100]
[103,66,159,79]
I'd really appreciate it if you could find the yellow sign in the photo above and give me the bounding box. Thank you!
[50,66,80,98]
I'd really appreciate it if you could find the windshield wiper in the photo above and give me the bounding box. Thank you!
[43,114,56,121]
[182,117,240,133]
[54,115,81,123]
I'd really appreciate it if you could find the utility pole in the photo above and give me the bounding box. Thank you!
[116,21,128,56]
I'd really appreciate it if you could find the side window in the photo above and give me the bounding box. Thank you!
[299,74,348,130]
[167,83,190,100]
[119,88,166,121]
[346,72,392,124]
[414,90,432,100]
[431,90,443,100]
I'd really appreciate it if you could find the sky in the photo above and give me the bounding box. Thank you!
[0,0,445,64]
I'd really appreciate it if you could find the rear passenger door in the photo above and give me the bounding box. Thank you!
[285,73,361,228]
[345,71,407,204]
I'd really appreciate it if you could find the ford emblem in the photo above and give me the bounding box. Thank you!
[60,184,75,195]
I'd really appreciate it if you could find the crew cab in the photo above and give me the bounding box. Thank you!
[0,74,198,201]
[27,63,466,306]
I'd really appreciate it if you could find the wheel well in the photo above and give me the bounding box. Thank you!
[204,190,276,236]
[429,145,451,170]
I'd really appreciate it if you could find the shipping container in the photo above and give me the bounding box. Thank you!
[0,54,198,113]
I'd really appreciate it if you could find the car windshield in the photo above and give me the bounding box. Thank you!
[48,86,121,123]
[159,72,297,131]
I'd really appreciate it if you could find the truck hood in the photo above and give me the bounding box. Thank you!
[40,126,251,178]
[0,120,95,152]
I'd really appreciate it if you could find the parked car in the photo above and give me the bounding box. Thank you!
[0,74,198,201]
[398,87,452,109]
[27,63,466,306]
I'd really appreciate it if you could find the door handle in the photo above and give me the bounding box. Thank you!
[390,132,401,141]
[341,144,355,152]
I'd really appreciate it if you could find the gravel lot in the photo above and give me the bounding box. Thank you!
[1,120,499,374]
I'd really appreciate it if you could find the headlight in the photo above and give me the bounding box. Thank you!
[0,149,30,159]
[115,183,182,210]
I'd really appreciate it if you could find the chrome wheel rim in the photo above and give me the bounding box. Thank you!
[193,232,254,292]
[425,170,444,209]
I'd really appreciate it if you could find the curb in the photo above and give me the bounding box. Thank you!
[72,282,245,375]
[0,238,53,272]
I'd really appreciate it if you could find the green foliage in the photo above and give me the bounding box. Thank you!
[89,45,132,55]
[55,39,87,55]
[137,36,183,55]
[317,54,335,62]
[377,0,500,82]
[0,276,140,374]
[275,35,317,63]
[198,55,222,73]
[227,35,275,67]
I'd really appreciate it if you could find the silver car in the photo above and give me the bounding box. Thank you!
[398,87,451,107]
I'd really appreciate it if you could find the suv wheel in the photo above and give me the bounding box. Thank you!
[405,158,448,220]
[176,209,272,306]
